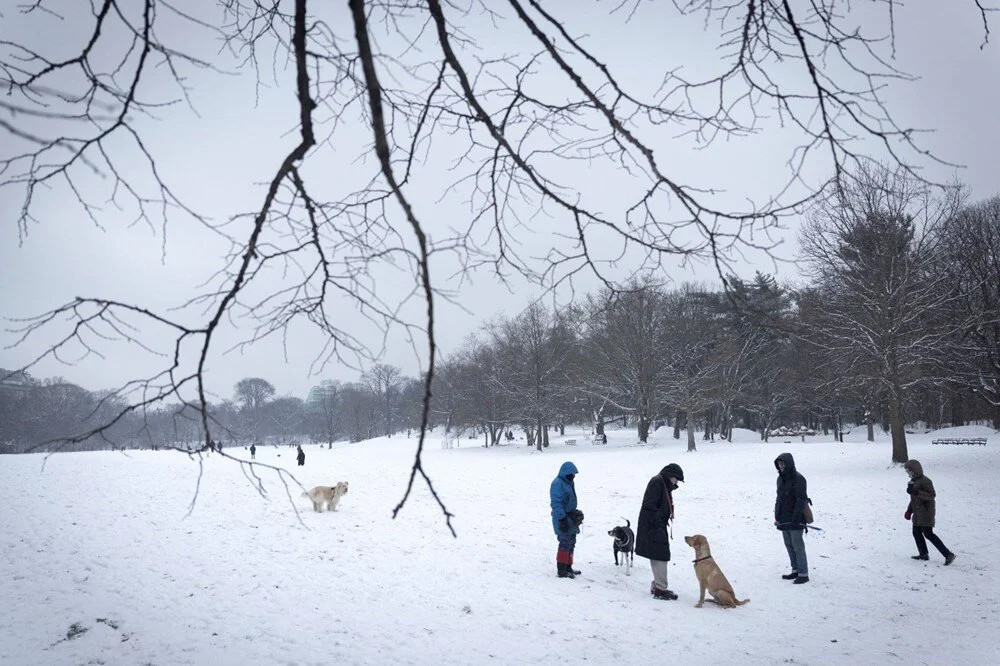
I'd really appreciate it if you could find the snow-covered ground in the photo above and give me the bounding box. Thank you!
[2,425,999,665]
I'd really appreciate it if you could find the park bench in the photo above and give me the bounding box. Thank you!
[564,438,577,445]
[592,434,607,445]
[931,437,987,446]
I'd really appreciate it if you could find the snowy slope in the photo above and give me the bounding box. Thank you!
[2,428,999,665]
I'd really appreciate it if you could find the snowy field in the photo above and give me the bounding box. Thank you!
[2,425,999,666]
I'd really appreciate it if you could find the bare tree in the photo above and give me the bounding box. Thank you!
[799,165,965,462]
[661,287,723,452]
[307,380,342,446]
[492,303,577,451]
[362,364,402,437]
[583,280,672,444]
[940,196,1000,427]
[234,378,276,412]
[3,1,992,528]
[443,338,511,447]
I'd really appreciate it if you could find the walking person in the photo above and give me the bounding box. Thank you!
[550,461,584,579]
[250,443,256,460]
[774,452,810,584]
[296,445,305,467]
[904,460,956,565]
[635,463,684,600]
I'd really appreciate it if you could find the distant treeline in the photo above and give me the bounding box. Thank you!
[3,180,999,458]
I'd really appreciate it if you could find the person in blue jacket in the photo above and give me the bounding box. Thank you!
[550,461,583,579]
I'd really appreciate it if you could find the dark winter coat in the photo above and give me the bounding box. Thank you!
[904,460,936,527]
[635,464,682,561]
[550,461,580,536]
[774,452,808,530]
[296,447,305,465]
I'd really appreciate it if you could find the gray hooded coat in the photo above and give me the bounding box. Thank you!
[904,460,937,527]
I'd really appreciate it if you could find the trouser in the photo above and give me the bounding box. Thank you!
[912,525,951,557]
[650,559,669,591]
[557,532,577,566]
[782,529,808,576]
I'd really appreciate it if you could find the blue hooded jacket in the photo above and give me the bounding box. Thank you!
[550,461,579,536]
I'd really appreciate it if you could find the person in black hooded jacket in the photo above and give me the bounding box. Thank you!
[774,452,809,584]
[635,463,684,600]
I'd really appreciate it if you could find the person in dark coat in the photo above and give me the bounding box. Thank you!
[296,445,305,466]
[904,460,956,565]
[550,461,583,579]
[635,463,684,600]
[250,443,256,460]
[774,452,809,584]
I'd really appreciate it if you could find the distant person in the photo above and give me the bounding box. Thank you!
[774,453,809,584]
[550,461,583,579]
[296,445,305,467]
[635,463,684,600]
[250,443,256,460]
[904,460,956,565]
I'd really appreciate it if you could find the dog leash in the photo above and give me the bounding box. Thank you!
[776,522,823,532]
[692,555,713,563]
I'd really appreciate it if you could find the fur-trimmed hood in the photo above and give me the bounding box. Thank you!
[904,459,924,479]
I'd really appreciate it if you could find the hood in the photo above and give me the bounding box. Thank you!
[558,461,579,480]
[659,463,684,483]
[904,459,924,478]
[774,452,796,475]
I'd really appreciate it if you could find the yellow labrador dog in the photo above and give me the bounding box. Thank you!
[302,482,349,512]
[684,535,750,609]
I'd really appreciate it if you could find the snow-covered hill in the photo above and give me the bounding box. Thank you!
[2,427,998,664]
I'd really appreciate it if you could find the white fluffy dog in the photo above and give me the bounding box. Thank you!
[301,482,349,512]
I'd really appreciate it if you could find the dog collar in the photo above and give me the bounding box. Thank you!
[692,555,713,563]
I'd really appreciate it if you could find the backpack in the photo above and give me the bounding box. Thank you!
[803,497,814,525]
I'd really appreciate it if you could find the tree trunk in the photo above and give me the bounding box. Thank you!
[890,394,909,463]
[866,408,875,442]
[558,424,565,436]
[637,415,650,443]
[686,415,697,452]
[673,410,683,440]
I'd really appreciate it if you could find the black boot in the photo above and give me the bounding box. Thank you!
[944,552,956,566]
[911,554,929,561]
[557,563,575,579]
[781,572,799,580]
[793,576,809,584]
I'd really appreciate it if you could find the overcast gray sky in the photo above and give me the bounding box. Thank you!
[2,1,998,400]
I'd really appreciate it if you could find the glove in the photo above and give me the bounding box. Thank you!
[906,486,917,496]
[570,509,584,525]
[558,517,570,532]
[905,510,912,521]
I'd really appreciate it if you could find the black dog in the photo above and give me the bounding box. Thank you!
[608,519,635,574]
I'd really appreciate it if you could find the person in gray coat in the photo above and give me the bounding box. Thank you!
[904,460,956,565]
